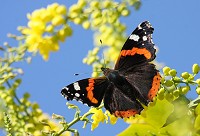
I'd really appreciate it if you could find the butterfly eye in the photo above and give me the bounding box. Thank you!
[101,67,105,71]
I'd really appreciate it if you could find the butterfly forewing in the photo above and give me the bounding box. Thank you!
[114,21,156,70]
[61,77,108,107]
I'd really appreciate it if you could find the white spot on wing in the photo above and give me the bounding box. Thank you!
[138,25,142,30]
[63,87,69,90]
[73,82,80,90]
[143,36,147,41]
[129,34,140,41]
[75,93,80,97]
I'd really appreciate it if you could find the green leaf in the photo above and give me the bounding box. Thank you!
[164,95,190,126]
[195,103,200,115]
[194,115,200,131]
[160,115,193,135]
[118,99,174,136]
[118,123,158,136]
[143,99,174,128]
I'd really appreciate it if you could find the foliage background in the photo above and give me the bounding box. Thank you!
[0,0,200,135]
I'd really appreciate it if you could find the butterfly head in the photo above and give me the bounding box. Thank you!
[101,67,112,76]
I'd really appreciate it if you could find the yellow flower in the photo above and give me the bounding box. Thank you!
[105,110,118,125]
[56,5,67,15]
[90,108,107,131]
[36,37,59,60]
[26,35,41,52]
[45,25,54,33]
[82,21,90,29]
[41,11,53,23]
[91,120,99,131]
[124,114,145,124]
[28,21,45,34]
[57,27,71,42]
[19,3,71,61]
[47,3,59,15]
[52,15,65,26]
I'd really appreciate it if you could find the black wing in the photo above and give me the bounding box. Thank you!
[104,85,144,118]
[114,21,156,70]
[124,62,161,105]
[61,77,109,107]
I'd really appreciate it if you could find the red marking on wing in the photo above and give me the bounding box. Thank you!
[114,109,139,118]
[148,72,161,100]
[86,79,98,104]
[120,47,151,59]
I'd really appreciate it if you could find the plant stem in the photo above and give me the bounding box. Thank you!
[55,111,93,136]
[6,81,31,117]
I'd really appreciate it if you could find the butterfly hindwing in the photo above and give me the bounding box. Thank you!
[115,21,156,70]
[104,85,143,118]
[61,77,108,107]
[124,62,161,105]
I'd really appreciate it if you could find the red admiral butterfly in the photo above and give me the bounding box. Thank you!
[61,21,161,118]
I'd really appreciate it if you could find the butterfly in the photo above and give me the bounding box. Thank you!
[61,21,161,118]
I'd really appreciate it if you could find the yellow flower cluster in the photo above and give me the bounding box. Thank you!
[19,3,72,60]
[89,108,118,130]
[90,108,107,130]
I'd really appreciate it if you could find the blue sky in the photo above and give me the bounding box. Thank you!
[1,0,200,135]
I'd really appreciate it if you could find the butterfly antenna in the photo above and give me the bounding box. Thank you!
[100,39,106,68]
[74,70,102,76]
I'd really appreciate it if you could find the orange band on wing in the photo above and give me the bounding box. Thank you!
[148,72,161,100]
[86,79,98,104]
[114,109,138,118]
[120,47,151,59]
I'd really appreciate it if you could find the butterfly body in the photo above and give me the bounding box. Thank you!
[101,68,129,89]
[61,21,161,118]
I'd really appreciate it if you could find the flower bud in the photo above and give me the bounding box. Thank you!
[82,21,90,29]
[192,63,199,74]
[158,88,165,95]
[164,80,173,87]
[169,69,177,77]
[173,89,180,97]
[181,86,190,94]
[196,87,200,95]
[196,79,200,86]
[181,72,190,79]
[163,66,170,76]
